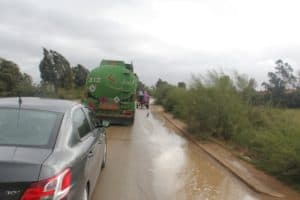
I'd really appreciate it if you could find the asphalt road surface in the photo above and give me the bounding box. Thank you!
[92,109,260,200]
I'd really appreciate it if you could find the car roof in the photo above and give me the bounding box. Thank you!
[0,97,79,113]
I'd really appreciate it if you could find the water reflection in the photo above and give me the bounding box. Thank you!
[149,113,258,200]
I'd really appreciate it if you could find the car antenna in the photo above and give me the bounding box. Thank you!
[17,94,22,126]
[18,95,22,106]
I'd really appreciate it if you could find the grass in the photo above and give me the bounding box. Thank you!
[35,87,85,100]
[154,73,300,189]
[56,87,85,100]
[244,108,300,188]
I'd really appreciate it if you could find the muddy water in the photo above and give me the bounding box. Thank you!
[92,110,259,200]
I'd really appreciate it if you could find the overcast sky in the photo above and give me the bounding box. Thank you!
[1,0,300,86]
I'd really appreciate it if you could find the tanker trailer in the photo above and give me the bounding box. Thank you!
[84,60,138,125]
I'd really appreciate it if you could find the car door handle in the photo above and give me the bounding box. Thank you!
[88,150,94,158]
[98,139,103,144]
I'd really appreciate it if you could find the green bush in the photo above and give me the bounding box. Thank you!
[154,83,173,105]
[245,109,300,184]
[164,87,188,117]
[187,76,251,139]
[154,72,300,188]
[155,73,252,139]
[56,87,85,100]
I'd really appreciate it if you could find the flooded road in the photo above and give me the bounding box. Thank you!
[92,109,259,200]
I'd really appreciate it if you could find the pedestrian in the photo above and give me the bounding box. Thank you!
[138,89,144,108]
[143,90,150,109]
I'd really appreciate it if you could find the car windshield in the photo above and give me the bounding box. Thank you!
[0,108,59,147]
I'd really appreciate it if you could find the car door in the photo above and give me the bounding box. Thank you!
[83,108,104,180]
[72,108,99,192]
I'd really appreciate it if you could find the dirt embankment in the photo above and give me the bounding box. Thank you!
[151,105,300,200]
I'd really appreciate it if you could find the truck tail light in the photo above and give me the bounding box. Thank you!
[21,168,72,200]
[88,102,96,110]
[99,96,108,103]
[123,110,133,116]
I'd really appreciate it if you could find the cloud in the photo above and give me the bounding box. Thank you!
[0,0,300,86]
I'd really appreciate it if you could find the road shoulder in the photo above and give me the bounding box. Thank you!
[151,105,300,200]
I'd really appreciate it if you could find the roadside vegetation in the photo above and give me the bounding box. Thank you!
[0,48,89,99]
[2,50,300,189]
[154,60,300,189]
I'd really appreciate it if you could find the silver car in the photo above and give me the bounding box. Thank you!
[0,97,108,200]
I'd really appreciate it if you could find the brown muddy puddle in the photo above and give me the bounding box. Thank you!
[93,110,260,200]
[144,111,259,200]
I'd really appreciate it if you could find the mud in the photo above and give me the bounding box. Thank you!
[92,109,265,200]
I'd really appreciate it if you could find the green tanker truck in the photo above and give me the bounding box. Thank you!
[84,60,138,125]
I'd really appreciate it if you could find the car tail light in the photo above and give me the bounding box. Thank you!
[21,168,72,200]
[99,96,108,103]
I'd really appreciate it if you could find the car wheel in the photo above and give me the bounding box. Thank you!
[82,186,89,200]
[101,139,107,168]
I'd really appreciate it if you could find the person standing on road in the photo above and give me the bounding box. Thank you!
[143,90,150,109]
[138,89,144,107]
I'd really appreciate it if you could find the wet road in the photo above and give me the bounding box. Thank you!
[92,109,259,200]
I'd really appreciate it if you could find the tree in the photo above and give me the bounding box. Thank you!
[72,64,89,87]
[0,58,34,96]
[262,59,297,105]
[39,48,73,90]
[155,78,168,88]
[137,81,145,91]
[0,58,22,93]
[234,73,257,104]
[178,82,186,89]
[297,71,300,89]
[275,60,296,88]
[154,78,172,104]
[262,60,296,90]
[16,73,35,95]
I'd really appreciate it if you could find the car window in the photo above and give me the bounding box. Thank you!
[83,108,97,128]
[0,108,59,147]
[72,108,91,138]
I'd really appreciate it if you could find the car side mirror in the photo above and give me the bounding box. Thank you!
[96,120,110,128]
[102,120,110,127]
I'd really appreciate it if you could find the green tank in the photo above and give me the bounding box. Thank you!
[84,60,138,124]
